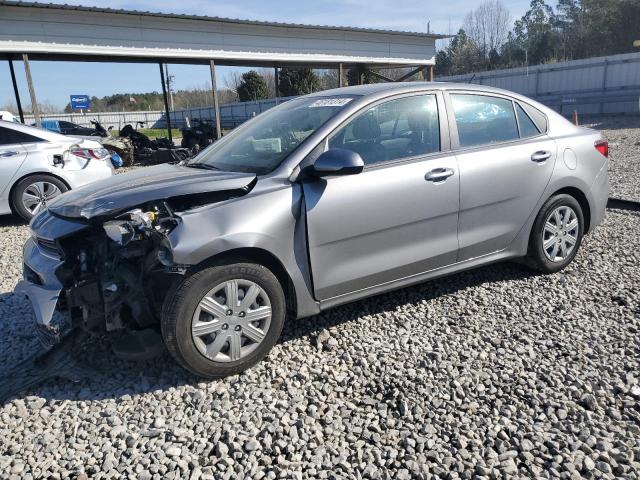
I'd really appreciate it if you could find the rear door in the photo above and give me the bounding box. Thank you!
[303,92,460,300]
[0,126,29,198]
[445,92,556,260]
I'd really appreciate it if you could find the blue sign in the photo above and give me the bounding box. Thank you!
[70,94,90,110]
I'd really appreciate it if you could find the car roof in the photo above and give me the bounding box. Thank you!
[0,119,73,142]
[313,81,541,102]
[314,81,514,96]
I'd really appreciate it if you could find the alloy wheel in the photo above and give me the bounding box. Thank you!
[542,205,579,262]
[22,181,62,215]
[191,279,272,362]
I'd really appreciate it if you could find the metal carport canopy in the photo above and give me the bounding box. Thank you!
[0,1,446,67]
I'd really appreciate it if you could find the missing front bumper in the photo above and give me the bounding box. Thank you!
[15,237,70,349]
[14,280,70,349]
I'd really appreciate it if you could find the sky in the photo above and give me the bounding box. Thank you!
[1,0,532,111]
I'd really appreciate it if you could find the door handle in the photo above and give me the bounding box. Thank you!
[425,167,455,182]
[0,151,19,158]
[531,150,552,163]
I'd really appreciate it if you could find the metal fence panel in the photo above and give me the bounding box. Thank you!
[23,96,297,131]
[438,52,640,116]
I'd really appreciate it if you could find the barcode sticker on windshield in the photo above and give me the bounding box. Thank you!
[309,98,352,108]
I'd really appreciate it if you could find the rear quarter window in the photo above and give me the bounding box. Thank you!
[0,127,47,145]
[515,103,541,138]
[520,102,548,133]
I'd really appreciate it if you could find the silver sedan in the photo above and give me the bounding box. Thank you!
[17,82,609,378]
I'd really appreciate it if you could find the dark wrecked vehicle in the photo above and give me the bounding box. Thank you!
[16,83,609,378]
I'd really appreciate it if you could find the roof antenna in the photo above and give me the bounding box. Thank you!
[427,21,430,33]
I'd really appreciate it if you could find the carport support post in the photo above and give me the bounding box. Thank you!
[158,62,173,143]
[339,63,343,87]
[209,59,222,140]
[8,60,24,123]
[22,54,40,127]
[274,67,280,104]
[426,65,434,82]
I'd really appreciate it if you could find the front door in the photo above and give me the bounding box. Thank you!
[303,93,460,300]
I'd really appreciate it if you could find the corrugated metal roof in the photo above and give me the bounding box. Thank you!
[0,0,449,39]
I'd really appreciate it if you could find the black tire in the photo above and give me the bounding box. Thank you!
[11,174,68,222]
[161,262,286,378]
[526,194,584,273]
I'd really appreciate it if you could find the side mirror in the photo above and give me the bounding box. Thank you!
[307,148,364,177]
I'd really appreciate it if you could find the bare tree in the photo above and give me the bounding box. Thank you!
[224,71,244,92]
[259,69,276,97]
[22,100,60,115]
[0,101,18,112]
[463,0,511,62]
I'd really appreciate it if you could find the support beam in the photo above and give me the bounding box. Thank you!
[427,65,434,82]
[396,65,426,82]
[8,60,24,123]
[22,54,40,127]
[159,62,173,143]
[357,64,364,85]
[274,66,279,104]
[209,59,222,140]
[338,63,343,88]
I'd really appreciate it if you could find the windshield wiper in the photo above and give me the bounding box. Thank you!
[186,162,221,171]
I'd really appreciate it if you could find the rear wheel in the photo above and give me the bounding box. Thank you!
[161,262,286,378]
[526,194,584,273]
[11,174,68,221]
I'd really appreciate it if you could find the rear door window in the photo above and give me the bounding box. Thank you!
[451,94,519,148]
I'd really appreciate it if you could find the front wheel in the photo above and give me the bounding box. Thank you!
[526,194,584,273]
[161,262,286,378]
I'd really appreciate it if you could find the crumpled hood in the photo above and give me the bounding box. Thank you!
[48,163,256,219]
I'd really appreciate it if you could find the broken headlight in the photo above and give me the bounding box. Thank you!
[102,206,176,246]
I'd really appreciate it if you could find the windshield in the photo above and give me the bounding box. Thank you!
[188,95,357,174]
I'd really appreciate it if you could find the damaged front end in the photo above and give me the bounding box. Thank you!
[18,203,183,352]
[16,163,257,354]
[60,204,180,339]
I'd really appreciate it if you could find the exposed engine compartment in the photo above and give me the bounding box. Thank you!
[53,202,182,340]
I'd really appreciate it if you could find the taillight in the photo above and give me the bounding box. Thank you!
[70,147,110,160]
[594,140,609,158]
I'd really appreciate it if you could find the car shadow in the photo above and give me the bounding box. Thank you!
[0,261,537,404]
[0,213,26,227]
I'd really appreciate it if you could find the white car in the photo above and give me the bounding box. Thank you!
[0,111,19,122]
[0,120,114,220]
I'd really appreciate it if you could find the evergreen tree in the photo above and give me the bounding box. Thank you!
[236,70,270,102]
[278,68,321,96]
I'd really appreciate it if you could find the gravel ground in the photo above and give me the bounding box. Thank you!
[0,117,639,479]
